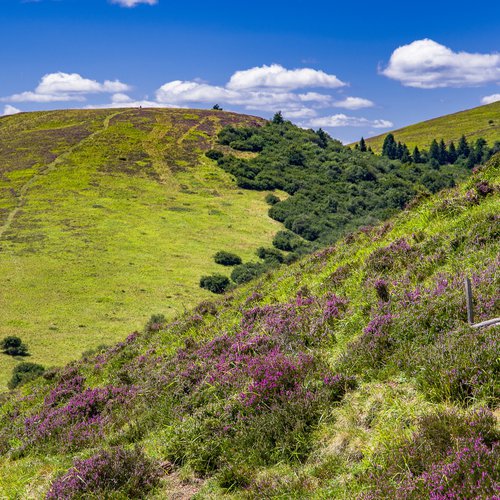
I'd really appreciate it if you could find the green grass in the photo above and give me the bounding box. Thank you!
[0,108,280,388]
[359,101,500,152]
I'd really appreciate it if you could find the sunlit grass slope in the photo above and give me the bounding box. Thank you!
[0,155,497,499]
[0,108,280,387]
[361,101,500,152]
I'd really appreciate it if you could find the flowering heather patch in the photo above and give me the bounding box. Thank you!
[24,383,136,450]
[365,238,413,273]
[46,446,162,499]
[397,438,499,499]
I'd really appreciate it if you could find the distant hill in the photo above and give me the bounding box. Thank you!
[0,108,277,387]
[360,101,500,152]
[0,153,497,498]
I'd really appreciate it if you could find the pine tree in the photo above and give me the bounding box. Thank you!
[412,146,422,163]
[474,138,488,164]
[429,139,440,163]
[359,137,367,152]
[396,141,405,160]
[272,111,284,124]
[438,139,448,165]
[401,144,411,163]
[382,134,397,159]
[316,128,329,148]
[457,135,470,158]
[448,141,457,163]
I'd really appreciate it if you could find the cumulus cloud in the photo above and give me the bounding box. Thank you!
[333,96,374,110]
[310,114,393,129]
[110,0,158,7]
[227,64,346,90]
[481,93,500,105]
[2,105,22,116]
[156,80,239,104]
[2,72,131,103]
[381,39,500,88]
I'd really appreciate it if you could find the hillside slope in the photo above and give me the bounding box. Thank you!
[361,101,500,152]
[0,154,498,499]
[0,108,279,387]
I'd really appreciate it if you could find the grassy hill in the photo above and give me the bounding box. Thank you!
[361,101,500,152]
[0,108,281,388]
[0,154,498,498]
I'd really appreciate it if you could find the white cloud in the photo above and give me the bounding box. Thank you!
[156,80,238,104]
[481,93,500,105]
[2,72,131,103]
[227,64,346,90]
[111,93,133,103]
[2,105,21,116]
[333,96,374,110]
[110,0,158,7]
[309,114,393,129]
[381,39,500,88]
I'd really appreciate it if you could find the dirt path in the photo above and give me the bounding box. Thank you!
[0,110,125,241]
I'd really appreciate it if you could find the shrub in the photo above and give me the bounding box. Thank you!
[200,274,231,294]
[265,193,280,205]
[214,250,242,266]
[8,362,45,390]
[1,336,29,356]
[205,149,224,161]
[256,246,284,264]
[46,446,162,499]
[145,313,167,332]
[231,263,266,284]
[272,230,301,251]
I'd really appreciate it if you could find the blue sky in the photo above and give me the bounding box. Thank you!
[1,0,499,143]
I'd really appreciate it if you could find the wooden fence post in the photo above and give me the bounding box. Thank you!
[465,277,474,325]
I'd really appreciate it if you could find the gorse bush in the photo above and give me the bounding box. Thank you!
[231,262,266,284]
[214,250,242,266]
[8,362,45,390]
[145,313,167,332]
[200,274,231,294]
[46,446,162,499]
[1,336,29,356]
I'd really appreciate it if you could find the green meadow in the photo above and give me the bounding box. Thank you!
[362,101,500,152]
[0,108,280,387]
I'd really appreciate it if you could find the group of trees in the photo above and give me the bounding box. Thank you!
[210,113,473,249]
[378,133,499,167]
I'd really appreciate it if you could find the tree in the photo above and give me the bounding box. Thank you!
[473,138,488,164]
[438,139,448,165]
[231,263,265,284]
[448,141,458,164]
[1,336,29,356]
[412,146,422,163]
[429,139,440,163]
[382,134,397,159]
[359,137,367,152]
[457,135,470,158]
[316,128,329,148]
[212,104,222,110]
[272,111,284,124]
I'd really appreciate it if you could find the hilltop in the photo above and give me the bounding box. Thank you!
[0,108,277,387]
[361,101,500,152]
[0,152,498,498]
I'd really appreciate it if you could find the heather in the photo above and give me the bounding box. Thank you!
[0,155,498,498]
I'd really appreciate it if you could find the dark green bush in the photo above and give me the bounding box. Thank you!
[231,263,266,284]
[205,149,224,161]
[200,274,231,294]
[256,246,284,264]
[214,251,242,266]
[265,193,281,205]
[1,336,29,356]
[8,362,45,390]
[272,230,302,251]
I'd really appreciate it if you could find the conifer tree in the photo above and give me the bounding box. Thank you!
[412,146,422,163]
[438,139,448,165]
[457,135,470,158]
[382,134,397,159]
[272,111,284,124]
[448,141,457,163]
[359,137,367,152]
[316,128,329,148]
[429,139,440,163]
